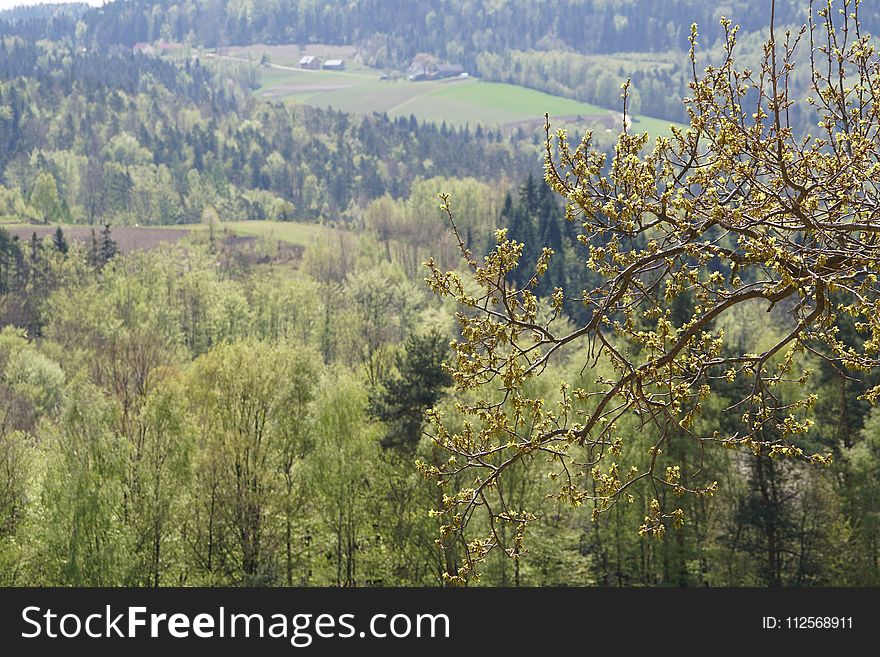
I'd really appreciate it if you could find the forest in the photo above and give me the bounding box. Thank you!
[0,35,535,227]
[6,0,880,125]
[0,0,879,588]
[3,180,879,587]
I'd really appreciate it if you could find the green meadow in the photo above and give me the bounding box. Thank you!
[249,57,682,135]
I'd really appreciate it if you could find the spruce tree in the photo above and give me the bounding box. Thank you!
[53,226,68,255]
[100,224,118,265]
[371,332,452,452]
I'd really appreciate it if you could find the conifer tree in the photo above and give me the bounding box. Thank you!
[52,226,68,255]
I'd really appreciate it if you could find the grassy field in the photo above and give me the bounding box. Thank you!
[258,67,659,131]
[2,222,192,253]
[210,220,336,247]
[223,45,684,136]
[144,220,340,249]
[2,220,338,251]
[386,80,618,127]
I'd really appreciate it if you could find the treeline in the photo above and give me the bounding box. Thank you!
[1,173,507,334]
[0,217,519,586]
[0,4,88,43]
[0,3,90,24]
[48,1,880,66]
[0,222,116,331]
[0,37,535,226]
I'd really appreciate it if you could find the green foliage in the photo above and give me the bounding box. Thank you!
[0,225,874,587]
[52,227,68,255]
[372,331,452,452]
[843,409,880,584]
[0,38,535,228]
[30,172,64,224]
[185,339,320,585]
[309,370,383,586]
[1,0,879,589]
[345,261,423,387]
[423,1,880,582]
[475,49,688,124]
[39,377,130,585]
[129,372,194,586]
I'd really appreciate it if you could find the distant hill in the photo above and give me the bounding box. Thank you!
[73,0,880,60]
[0,2,91,23]
[5,0,871,127]
[5,1,880,66]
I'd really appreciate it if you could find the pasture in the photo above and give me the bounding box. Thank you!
[207,220,338,247]
[2,220,339,252]
[220,45,682,135]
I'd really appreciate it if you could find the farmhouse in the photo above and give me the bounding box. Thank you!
[322,59,346,71]
[132,42,155,56]
[298,55,320,69]
[435,63,465,79]
[156,41,182,52]
[407,58,466,81]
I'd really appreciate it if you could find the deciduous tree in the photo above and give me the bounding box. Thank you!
[424,0,879,582]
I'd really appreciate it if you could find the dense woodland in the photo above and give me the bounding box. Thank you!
[2,190,880,587]
[0,0,879,587]
[0,35,535,227]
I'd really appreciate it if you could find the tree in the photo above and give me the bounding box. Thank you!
[53,226,68,255]
[100,224,118,265]
[87,229,100,269]
[843,408,880,584]
[423,0,878,581]
[0,229,24,295]
[185,339,320,585]
[345,262,421,388]
[30,171,62,224]
[129,372,194,587]
[309,370,382,586]
[201,206,222,255]
[0,329,65,583]
[39,378,129,585]
[371,331,452,452]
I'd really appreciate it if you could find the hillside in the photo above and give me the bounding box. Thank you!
[219,44,682,134]
[1,0,878,600]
